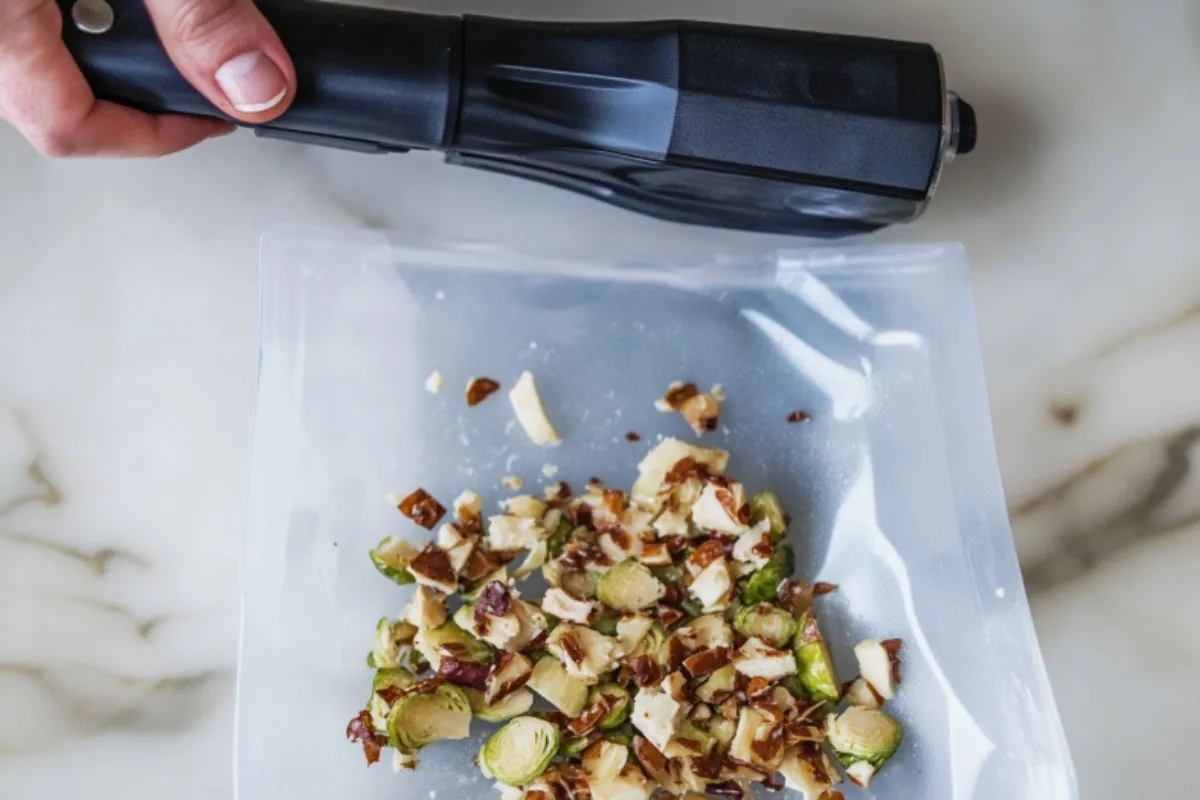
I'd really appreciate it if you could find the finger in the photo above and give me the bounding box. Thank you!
[145,0,296,122]
[0,0,232,156]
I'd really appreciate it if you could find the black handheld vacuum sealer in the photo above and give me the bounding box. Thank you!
[60,0,976,237]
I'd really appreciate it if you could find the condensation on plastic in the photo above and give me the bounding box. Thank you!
[237,228,1077,800]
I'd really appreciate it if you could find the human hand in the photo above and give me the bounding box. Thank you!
[0,0,294,156]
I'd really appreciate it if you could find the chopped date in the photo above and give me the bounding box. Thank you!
[681,646,731,679]
[656,605,685,629]
[777,580,814,614]
[436,657,490,690]
[397,488,446,529]
[465,377,501,406]
[630,656,663,687]
[373,684,405,707]
[346,710,388,766]
[603,489,626,517]
[665,636,690,671]
[662,382,700,409]
[786,410,811,423]
[813,582,839,596]
[624,431,641,442]
[476,580,513,617]
[689,752,724,780]
[463,546,517,583]
[882,638,904,684]
[409,542,456,585]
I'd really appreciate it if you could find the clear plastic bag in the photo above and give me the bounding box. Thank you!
[236,228,1076,799]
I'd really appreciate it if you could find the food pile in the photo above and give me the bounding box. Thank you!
[347,437,904,800]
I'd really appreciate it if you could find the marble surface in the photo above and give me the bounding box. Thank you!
[1,0,1198,797]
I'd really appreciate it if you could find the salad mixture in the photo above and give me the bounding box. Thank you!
[347,433,904,800]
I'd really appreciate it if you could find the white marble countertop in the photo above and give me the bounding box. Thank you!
[2,0,1197,797]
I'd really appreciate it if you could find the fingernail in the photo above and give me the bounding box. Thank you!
[214,51,287,114]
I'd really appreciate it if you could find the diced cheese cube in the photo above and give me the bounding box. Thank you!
[504,494,547,519]
[732,519,772,568]
[854,639,896,700]
[734,637,797,679]
[688,558,734,613]
[630,688,682,752]
[487,515,544,551]
[690,482,749,536]
[541,587,596,624]
[729,706,769,765]
[547,624,617,684]
[403,585,447,630]
[677,614,734,650]
[474,610,523,650]
[652,509,690,538]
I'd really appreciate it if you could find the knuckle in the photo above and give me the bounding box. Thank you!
[31,129,77,158]
[167,0,244,49]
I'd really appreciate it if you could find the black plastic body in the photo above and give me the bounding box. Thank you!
[59,0,954,236]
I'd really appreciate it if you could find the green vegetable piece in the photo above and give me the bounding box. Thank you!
[481,716,561,786]
[694,664,737,703]
[527,655,589,717]
[369,535,419,585]
[625,622,666,662]
[386,682,472,752]
[368,667,416,729]
[663,721,717,757]
[372,618,417,669]
[680,599,704,619]
[734,603,797,648]
[603,721,635,747]
[749,490,789,543]
[740,544,794,605]
[705,716,736,748]
[596,560,665,611]
[526,649,552,663]
[588,684,632,730]
[464,687,535,723]
[593,612,620,637]
[548,517,573,559]
[419,620,493,666]
[366,651,377,669]
[826,706,903,769]
[792,610,840,704]
[560,734,593,758]
[651,564,684,584]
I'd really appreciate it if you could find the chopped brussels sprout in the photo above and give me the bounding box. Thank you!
[366,651,376,669]
[793,610,840,704]
[662,721,716,758]
[386,682,472,752]
[740,544,794,605]
[593,612,620,637]
[603,721,635,746]
[369,535,419,584]
[414,621,492,670]
[547,515,573,559]
[481,716,561,786]
[464,687,535,723]
[734,603,797,648]
[597,560,665,611]
[625,622,666,662]
[373,618,417,668]
[367,667,416,729]
[560,734,595,758]
[749,490,789,542]
[589,684,632,730]
[650,564,684,584]
[451,603,475,632]
[704,715,736,748]
[694,664,736,703]
[527,654,589,717]
[826,706,903,780]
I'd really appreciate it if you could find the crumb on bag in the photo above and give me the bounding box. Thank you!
[425,371,445,394]
[509,371,561,446]
[654,381,721,436]
[467,377,501,406]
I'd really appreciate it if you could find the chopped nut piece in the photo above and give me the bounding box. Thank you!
[408,542,458,594]
[392,488,447,530]
[425,371,444,394]
[786,410,811,423]
[467,377,501,406]
[509,371,562,446]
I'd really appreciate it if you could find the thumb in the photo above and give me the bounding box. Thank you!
[145,0,295,121]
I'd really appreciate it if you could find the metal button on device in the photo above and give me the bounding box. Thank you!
[72,0,114,34]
